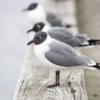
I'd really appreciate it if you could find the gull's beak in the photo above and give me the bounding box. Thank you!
[22,8,28,12]
[27,40,34,46]
[27,29,33,33]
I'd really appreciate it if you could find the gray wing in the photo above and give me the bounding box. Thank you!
[45,40,95,67]
[76,34,88,43]
[48,27,88,47]
[45,11,64,27]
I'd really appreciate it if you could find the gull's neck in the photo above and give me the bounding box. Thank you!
[42,25,50,32]
[41,34,52,46]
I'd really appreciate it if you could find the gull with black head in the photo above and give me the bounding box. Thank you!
[27,31,100,88]
[23,3,74,28]
[27,22,100,47]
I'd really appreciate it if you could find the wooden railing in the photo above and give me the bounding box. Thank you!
[13,0,88,100]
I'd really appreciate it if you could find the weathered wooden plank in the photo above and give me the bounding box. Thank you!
[76,0,100,100]
[13,0,88,100]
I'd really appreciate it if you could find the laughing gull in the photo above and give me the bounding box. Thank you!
[27,31,100,88]
[23,3,75,28]
[27,22,100,47]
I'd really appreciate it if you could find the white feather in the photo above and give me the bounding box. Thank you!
[28,4,51,26]
[42,25,50,32]
[81,41,89,45]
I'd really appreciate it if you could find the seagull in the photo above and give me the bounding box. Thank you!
[23,3,75,28]
[27,22,100,47]
[27,31,100,88]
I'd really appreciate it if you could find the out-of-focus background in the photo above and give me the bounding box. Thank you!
[0,0,100,100]
[76,0,100,100]
[0,0,39,100]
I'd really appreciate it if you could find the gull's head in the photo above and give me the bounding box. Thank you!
[23,3,38,12]
[27,22,45,33]
[27,31,47,45]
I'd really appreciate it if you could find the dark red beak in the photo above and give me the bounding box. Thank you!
[27,40,34,46]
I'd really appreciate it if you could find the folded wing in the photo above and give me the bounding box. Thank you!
[45,40,95,67]
[48,27,88,47]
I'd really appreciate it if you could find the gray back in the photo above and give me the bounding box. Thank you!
[48,27,88,47]
[46,11,64,27]
[45,40,94,67]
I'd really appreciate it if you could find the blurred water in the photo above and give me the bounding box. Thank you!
[0,0,39,100]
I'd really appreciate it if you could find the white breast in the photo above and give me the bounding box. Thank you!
[34,36,50,66]
[34,43,49,65]
[28,11,45,25]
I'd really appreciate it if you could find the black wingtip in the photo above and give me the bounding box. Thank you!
[88,40,100,45]
[79,39,100,47]
[91,63,100,70]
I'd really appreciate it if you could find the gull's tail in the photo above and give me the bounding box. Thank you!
[79,39,100,47]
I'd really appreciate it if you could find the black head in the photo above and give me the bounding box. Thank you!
[27,22,45,33]
[27,31,47,45]
[23,3,38,11]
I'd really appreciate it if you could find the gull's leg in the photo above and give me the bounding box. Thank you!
[57,70,60,85]
[47,70,60,88]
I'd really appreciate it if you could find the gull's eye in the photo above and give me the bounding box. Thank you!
[38,36,42,39]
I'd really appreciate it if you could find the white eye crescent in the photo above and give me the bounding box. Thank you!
[39,36,42,39]
[37,25,40,29]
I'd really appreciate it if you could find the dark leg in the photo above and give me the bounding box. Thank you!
[47,70,60,88]
[55,70,60,85]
